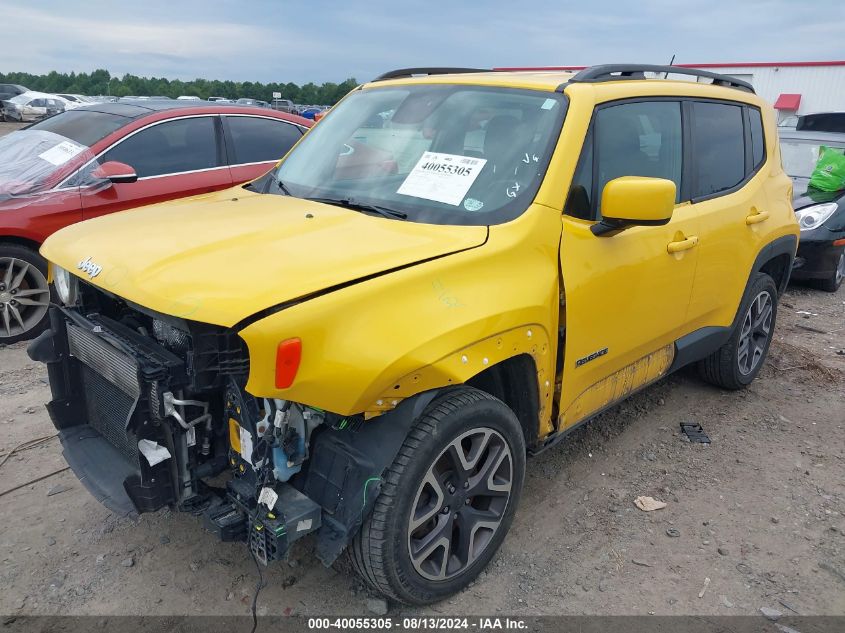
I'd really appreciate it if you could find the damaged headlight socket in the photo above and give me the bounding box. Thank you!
[53,264,78,305]
[795,202,838,232]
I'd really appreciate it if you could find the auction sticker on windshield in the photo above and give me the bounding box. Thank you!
[38,140,85,166]
[397,151,486,206]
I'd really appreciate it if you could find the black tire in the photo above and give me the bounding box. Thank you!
[0,243,54,344]
[350,387,526,605]
[698,272,778,390]
[817,251,844,293]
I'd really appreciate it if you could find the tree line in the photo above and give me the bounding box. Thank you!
[0,69,359,105]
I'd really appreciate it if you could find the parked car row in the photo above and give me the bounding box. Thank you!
[0,86,115,122]
[0,100,311,341]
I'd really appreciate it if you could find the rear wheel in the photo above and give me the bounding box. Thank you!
[817,250,844,293]
[351,387,525,604]
[698,272,778,390]
[0,244,54,344]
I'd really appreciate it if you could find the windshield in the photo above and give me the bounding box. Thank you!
[27,109,128,147]
[0,130,95,197]
[780,140,845,179]
[272,85,567,225]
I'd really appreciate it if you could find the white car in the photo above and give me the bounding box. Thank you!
[177,95,201,100]
[55,93,94,108]
[1,91,66,122]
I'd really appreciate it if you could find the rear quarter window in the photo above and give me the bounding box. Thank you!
[749,107,765,168]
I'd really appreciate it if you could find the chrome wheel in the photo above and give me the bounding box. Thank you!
[836,252,844,287]
[737,290,773,375]
[407,427,513,581]
[0,257,51,340]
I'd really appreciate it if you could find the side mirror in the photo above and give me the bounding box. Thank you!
[591,176,676,236]
[91,161,138,184]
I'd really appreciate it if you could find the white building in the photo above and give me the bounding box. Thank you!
[678,61,845,122]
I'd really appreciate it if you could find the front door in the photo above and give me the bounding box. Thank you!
[80,115,232,220]
[558,99,698,428]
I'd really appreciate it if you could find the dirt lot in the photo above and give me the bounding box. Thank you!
[0,282,842,619]
[0,121,26,136]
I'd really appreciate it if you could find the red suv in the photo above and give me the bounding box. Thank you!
[0,101,311,342]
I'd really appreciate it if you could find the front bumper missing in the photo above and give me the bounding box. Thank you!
[28,307,181,517]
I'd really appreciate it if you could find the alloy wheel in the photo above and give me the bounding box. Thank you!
[737,290,773,375]
[407,427,513,581]
[836,252,844,287]
[0,257,51,339]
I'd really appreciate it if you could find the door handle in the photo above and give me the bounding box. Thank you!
[746,210,769,225]
[667,235,699,254]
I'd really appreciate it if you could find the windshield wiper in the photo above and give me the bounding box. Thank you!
[306,197,407,220]
[276,178,293,196]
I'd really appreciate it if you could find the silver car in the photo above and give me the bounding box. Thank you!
[2,93,65,122]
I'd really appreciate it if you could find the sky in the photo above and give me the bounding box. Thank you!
[3,0,844,84]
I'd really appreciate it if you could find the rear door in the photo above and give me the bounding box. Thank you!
[558,99,699,428]
[81,115,233,220]
[221,114,305,183]
[682,101,771,332]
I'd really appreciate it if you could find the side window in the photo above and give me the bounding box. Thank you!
[581,101,683,218]
[691,102,745,198]
[30,99,44,108]
[749,107,765,169]
[102,117,219,178]
[225,116,302,164]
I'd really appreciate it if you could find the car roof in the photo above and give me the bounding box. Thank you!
[778,129,845,145]
[365,70,578,92]
[66,100,313,127]
[364,70,762,103]
[17,90,63,100]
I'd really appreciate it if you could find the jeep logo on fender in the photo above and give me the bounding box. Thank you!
[77,256,102,279]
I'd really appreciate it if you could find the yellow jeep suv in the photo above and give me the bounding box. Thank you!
[29,64,798,604]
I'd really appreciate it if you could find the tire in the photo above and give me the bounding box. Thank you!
[351,387,526,605]
[817,251,844,293]
[0,243,54,344]
[698,272,778,390]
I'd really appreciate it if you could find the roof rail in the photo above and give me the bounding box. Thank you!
[371,67,491,82]
[564,64,755,93]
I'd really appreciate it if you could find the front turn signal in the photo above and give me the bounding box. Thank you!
[275,338,302,388]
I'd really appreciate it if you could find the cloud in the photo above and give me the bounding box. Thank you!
[3,0,844,84]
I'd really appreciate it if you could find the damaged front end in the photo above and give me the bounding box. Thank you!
[28,283,428,566]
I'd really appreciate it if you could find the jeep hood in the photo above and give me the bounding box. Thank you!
[41,188,487,327]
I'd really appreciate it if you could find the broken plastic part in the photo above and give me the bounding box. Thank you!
[680,422,711,444]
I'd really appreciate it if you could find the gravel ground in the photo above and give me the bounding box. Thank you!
[0,121,26,137]
[0,283,842,618]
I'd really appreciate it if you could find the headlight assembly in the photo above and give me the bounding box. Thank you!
[795,202,838,232]
[53,265,78,305]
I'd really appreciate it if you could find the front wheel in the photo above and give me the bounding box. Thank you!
[351,387,526,605]
[0,244,54,344]
[698,272,778,390]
